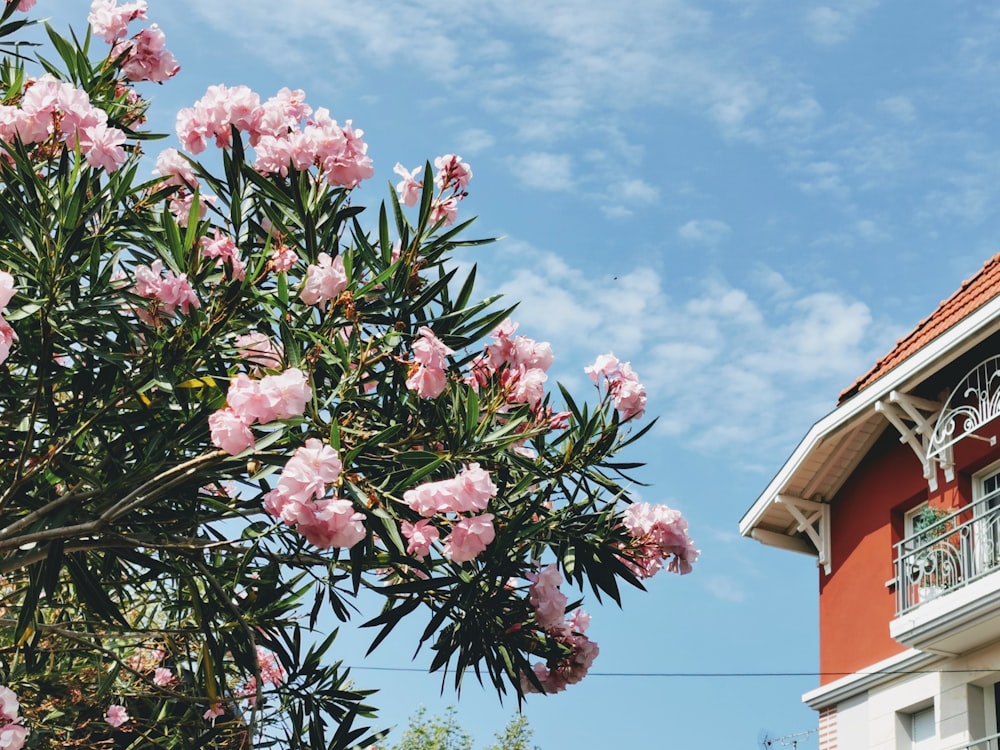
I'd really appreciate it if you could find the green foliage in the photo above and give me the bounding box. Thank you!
[387,707,537,750]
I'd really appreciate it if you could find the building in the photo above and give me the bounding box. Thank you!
[740,255,1000,750]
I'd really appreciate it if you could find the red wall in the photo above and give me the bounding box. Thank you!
[818,429,996,683]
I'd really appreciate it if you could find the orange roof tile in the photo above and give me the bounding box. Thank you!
[838,253,1000,404]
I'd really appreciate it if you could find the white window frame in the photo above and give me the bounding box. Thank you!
[972,461,1000,575]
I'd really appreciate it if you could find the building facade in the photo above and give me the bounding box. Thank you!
[741,256,1000,750]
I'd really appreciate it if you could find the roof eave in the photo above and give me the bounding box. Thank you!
[739,294,1000,540]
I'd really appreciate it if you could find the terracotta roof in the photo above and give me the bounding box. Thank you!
[838,253,1000,404]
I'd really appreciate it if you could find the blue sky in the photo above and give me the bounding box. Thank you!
[30,1,1000,747]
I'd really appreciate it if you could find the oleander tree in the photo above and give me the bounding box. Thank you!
[0,1,699,748]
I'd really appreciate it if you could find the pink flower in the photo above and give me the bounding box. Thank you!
[153,147,196,188]
[226,368,310,425]
[203,703,224,721]
[393,163,422,207]
[88,0,147,43]
[200,228,245,281]
[406,363,448,399]
[0,723,27,750]
[403,464,497,517]
[261,368,311,419]
[411,327,453,369]
[406,327,453,399]
[0,687,19,723]
[297,497,366,549]
[79,122,127,172]
[429,196,459,227]
[401,519,440,559]
[585,353,647,421]
[503,366,548,408]
[0,270,15,315]
[527,564,567,630]
[14,0,36,10]
[434,154,472,191]
[105,704,129,728]
[168,191,215,227]
[300,252,347,306]
[208,408,254,455]
[274,438,343,503]
[133,260,199,317]
[621,502,699,577]
[442,513,495,563]
[115,25,179,83]
[270,245,298,272]
[152,667,174,686]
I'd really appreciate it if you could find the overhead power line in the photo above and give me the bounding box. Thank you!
[346,666,1000,678]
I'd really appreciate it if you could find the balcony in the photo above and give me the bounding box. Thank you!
[948,731,1000,750]
[891,496,1000,654]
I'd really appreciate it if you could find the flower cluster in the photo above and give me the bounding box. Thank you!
[0,271,15,365]
[300,252,347,306]
[176,84,373,188]
[242,646,286,704]
[0,75,128,171]
[89,1,179,83]
[133,259,199,320]
[393,153,473,227]
[527,564,567,629]
[522,568,599,694]
[476,318,554,409]
[209,368,311,455]
[263,438,366,550]
[200,228,246,281]
[401,464,499,563]
[621,502,699,577]
[405,326,454,399]
[585,353,647,421]
[0,687,26,750]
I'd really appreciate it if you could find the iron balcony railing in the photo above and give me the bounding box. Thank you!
[948,731,1000,750]
[895,493,1000,615]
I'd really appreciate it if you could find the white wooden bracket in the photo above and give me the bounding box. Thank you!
[874,390,951,492]
[776,494,831,574]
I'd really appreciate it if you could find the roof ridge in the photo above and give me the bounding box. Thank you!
[837,253,1000,404]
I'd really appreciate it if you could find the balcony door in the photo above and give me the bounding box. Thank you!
[973,466,1000,577]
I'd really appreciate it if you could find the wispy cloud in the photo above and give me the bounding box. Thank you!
[804,0,879,45]
[511,152,574,191]
[465,240,896,462]
[678,219,732,246]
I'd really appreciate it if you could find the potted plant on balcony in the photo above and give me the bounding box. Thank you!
[911,505,955,602]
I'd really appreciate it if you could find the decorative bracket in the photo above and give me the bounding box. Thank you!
[776,494,831,574]
[874,391,949,492]
[927,354,1000,464]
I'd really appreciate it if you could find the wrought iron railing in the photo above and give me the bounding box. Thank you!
[948,730,1000,750]
[895,493,1000,614]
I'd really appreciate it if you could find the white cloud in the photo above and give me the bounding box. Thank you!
[678,219,732,246]
[454,128,496,155]
[805,1,879,45]
[512,152,574,191]
[704,575,748,603]
[464,239,894,461]
[618,179,660,204]
[880,95,917,122]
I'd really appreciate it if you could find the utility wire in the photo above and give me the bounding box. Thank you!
[346,666,1000,678]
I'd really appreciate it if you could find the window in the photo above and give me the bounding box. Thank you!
[973,464,1000,576]
[897,704,935,750]
[910,706,935,749]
